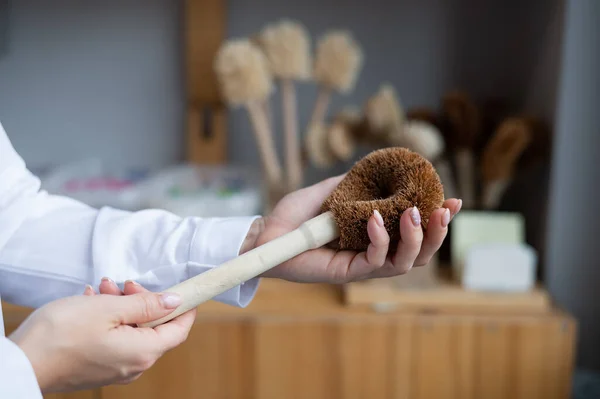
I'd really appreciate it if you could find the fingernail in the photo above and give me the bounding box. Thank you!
[373,210,384,227]
[160,293,182,308]
[442,208,450,227]
[101,277,114,284]
[410,206,421,227]
[83,284,94,295]
[454,199,463,217]
[125,280,140,286]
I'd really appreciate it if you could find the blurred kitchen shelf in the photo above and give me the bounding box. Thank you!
[344,267,552,315]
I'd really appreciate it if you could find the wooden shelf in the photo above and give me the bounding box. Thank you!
[3,279,576,399]
[343,270,552,315]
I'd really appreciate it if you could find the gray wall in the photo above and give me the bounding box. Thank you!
[1,0,557,178]
[546,0,600,371]
[227,0,560,183]
[0,0,185,170]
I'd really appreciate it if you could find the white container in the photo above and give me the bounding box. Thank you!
[137,164,263,218]
[40,158,147,211]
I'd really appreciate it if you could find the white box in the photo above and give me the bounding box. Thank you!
[462,243,537,292]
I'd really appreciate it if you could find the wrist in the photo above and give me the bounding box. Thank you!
[9,334,54,393]
[239,217,266,255]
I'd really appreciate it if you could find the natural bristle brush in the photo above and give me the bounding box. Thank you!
[214,39,283,204]
[258,19,311,191]
[140,147,445,328]
[441,91,480,208]
[307,30,363,130]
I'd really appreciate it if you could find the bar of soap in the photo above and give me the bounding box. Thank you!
[462,243,537,292]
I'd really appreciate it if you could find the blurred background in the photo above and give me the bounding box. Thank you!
[0,0,599,398]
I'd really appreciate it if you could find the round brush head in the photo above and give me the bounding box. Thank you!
[441,91,480,149]
[304,122,337,168]
[321,147,445,251]
[327,120,356,162]
[402,120,445,162]
[258,19,312,80]
[406,107,440,128]
[214,39,273,106]
[313,30,363,93]
[365,84,405,137]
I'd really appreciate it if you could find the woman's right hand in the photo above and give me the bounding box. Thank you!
[8,287,196,393]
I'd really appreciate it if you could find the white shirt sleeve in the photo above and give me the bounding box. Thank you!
[0,337,43,399]
[0,121,261,309]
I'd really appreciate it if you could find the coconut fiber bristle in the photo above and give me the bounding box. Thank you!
[481,117,533,182]
[441,90,480,148]
[214,39,273,106]
[322,147,445,251]
[313,31,363,93]
[407,107,440,128]
[259,19,311,80]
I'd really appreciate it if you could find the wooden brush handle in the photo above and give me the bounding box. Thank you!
[455,149,476,208]
[247,101,283,187]
[308,87,332,128]
[434,157,458,200]
[482,179,511,210]
[282,79,303,191]
[139,212,339,328]
[263,97,273,136]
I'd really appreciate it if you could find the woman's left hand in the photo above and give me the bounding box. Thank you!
[95,174,462,292]
[243,175,462,284]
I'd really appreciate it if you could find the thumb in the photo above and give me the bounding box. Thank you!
[285,174,346,222]
[112,291,182,325]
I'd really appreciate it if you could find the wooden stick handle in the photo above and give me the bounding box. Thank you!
[139,211,340,328]
[433,158,458,200]
[482,179,511,209]
[307,87,331,129]
[247,100,283,188]
[282,79,302,191]
[455,149,476,208]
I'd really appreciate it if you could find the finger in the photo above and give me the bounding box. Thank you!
[283,174,346,224]
[412,207,449,267]
[153,308,197,351]
[123,280,149,295]
[83,284,96,296]
[390,207,424,274]
[99,277,123,296]
[365,210,391,267]
[443,198,462,220]
[117,372,144,385]
[117,281,151,326]
[342,210,391,281]
[112,291,182,325]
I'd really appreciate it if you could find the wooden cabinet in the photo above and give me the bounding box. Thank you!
[3,280,576,399]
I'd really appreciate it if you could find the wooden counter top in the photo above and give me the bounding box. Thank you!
[2,278,569,327]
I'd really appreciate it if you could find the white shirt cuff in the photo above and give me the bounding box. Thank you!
[189,216,262,307]
[0,338,43,399]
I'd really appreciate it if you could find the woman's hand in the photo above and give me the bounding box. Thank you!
[244,175,462,284]
[8,288,196,393]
